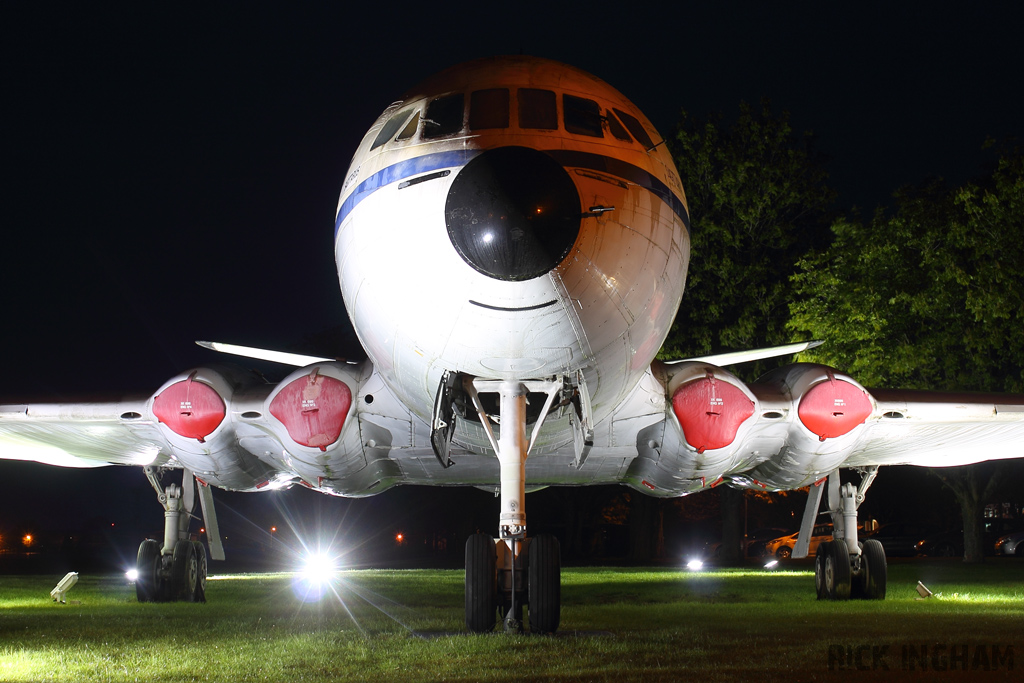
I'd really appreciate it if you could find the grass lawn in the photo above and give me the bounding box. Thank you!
[1,560,1022,681]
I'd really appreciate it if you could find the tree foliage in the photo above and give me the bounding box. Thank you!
[789,149,1024,392]
[659,100,836,378]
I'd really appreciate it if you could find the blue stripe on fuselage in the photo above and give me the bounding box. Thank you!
[334,148,690,235]
[335,150,479,234]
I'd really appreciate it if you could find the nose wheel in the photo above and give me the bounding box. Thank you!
[465,533,497,632]
[464,534,562,634]
[527,534,561,634]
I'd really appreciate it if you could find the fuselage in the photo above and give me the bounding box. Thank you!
[335,56,689,431]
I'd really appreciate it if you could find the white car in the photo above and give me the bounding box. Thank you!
[994,531,1024,556]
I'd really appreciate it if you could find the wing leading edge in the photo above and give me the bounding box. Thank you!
[0,400,168,468]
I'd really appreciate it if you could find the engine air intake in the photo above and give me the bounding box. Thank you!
[798,374,872,440]
[269,369,352,451]
[672,371,755,453]
[153,373,225,442]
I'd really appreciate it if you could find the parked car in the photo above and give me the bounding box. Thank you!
[765,524,834,559]
[866,522,941,557]
[745,527,792,558]
[994,530,1024,556]
[709,527,791,558]
[914,525,1016,557]
[914,529,966,557]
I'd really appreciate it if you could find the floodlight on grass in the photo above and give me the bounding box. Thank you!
[292,550,341,603]
[686,559,704,571]
[50,572,78,603]
[916,581,933,599]
[764,559,779,569]
[300,552,337,583]
[125,568,139,583]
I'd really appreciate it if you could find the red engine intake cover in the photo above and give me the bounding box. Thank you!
[798,375,873,441]
[269,370,352,451]
[153,373,226,443]
[671,372,755,454]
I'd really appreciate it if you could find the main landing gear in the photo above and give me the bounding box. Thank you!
[136,467,220,603]
[800,466,886,601]
[443,377,578,634]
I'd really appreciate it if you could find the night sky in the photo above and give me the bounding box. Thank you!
[3,3,1023,564]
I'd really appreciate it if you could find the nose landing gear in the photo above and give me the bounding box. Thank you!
[459,378,565,634]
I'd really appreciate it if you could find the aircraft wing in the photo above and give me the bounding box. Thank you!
[843,388,1024,467]
[0,361,407,496]
[620,361,1024,497]
[0,399,170,468]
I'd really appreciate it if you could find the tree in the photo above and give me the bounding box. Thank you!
[657,101,836,563]
[789,150,1024,392]
[660,99,836,371]
[788,147,1024,560]
[931,462,1005,562]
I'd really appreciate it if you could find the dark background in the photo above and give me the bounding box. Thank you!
[3,2,1023,572]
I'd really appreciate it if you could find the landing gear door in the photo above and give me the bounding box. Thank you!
[430,370,459,469]
[569,369,594,469]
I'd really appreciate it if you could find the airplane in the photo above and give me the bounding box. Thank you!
[2,55,1023,633]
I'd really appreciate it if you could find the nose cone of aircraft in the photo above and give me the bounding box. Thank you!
[445,146,581,281]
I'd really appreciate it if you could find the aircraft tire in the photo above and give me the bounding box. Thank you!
[171,539,199,602]
[465,533,496,633]
[859,539,887,600]
[814,542,829,600]
[192,541,208,603]
[528,534,561,635]
[135,539,161,603]
[825,539,852,600]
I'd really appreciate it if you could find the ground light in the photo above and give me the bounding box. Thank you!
[49,572,78,603]
[292,551,341,602]
[686,559,704,571]
[301,552,337,583]
[764,559,779,569]
[125,568,139,582]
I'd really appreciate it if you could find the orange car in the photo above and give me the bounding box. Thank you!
[764,524,834,559]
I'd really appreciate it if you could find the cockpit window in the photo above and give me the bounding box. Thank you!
[613,108,655,149]
[469,88,510,130]
[370,108,414,150]
[606,109,632,142]
[423,93,465,139]
[518,88,557,130]
[563,94,603,137]
[396,111,419,141]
